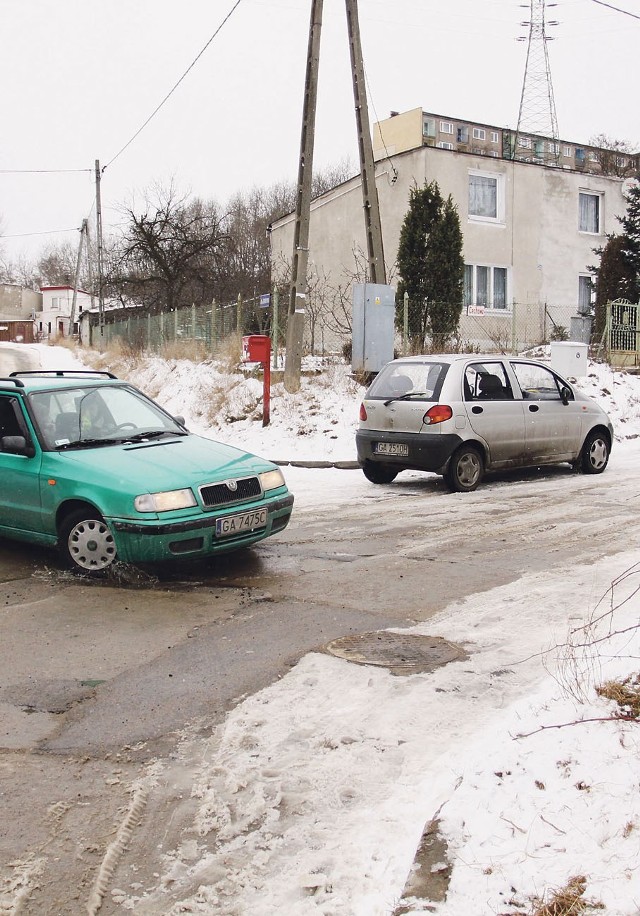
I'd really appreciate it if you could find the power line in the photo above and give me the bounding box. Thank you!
[0,168,92,174]
[2,227,81,239]
[589,0,640,17]
[104,0,244,172]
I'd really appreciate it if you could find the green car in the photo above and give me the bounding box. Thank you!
[0,370,293,574]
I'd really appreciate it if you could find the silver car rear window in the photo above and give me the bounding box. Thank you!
[367,361,449,400]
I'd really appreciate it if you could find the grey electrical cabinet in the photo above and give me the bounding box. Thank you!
[351,283,396,373]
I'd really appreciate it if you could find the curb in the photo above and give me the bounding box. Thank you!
[272,460,360,470]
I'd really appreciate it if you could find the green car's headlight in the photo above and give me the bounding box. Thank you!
[259,468,286,491]
[134,489,197,513]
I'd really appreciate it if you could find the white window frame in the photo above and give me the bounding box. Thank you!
[578,275,594,313]
[518,137,532,149]
[437,141,454,150]
[578,191,602,234]
[473,127,486,140]
[490,131,499,144]
[563,145,572,157]
[440,121,454,134]
[468,169,505,224]
[464,264,511,311]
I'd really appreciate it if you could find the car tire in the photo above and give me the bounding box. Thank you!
[445,445,484,493]
[580,430,610,474]
[361,462,398,484]
[60,509,117,574]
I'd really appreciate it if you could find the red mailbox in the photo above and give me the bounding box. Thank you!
[242,335,271,364]
[241,335,272,427]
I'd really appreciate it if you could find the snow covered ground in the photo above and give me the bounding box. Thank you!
[24,345,640,914]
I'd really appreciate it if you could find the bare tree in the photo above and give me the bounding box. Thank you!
[589,134,639,178]
[111,183,227,314]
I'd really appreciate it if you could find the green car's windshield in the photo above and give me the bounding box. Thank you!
[29,385,185,450]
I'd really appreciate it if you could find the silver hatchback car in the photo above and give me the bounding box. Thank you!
[356,354,613,492]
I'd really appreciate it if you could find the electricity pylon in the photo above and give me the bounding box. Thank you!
[515,0,560,165]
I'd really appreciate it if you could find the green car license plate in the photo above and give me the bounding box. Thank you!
[374,442,409,457]
[216,507,268,537]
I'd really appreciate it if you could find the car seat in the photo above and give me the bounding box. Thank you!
[54,412,79,441]
[478,375,504,399]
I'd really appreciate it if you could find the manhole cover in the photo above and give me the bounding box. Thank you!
[324,632,467,675]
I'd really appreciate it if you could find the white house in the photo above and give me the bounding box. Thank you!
[38,286,93,339]
[270,109,634,352]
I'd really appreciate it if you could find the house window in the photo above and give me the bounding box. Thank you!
[548,142,559,155]
[51,297,59,309]
[473,127,486,140]
[588,151,598,162]
[465,265,509,310]
[440,121,453,134]
[437,141,454,150]
[616,156,627,168]
[476,266,489,306]
[579,192,601,233]
[464,266,474,307]
[491,131,499,144]
[423,117,435,138]
[519,137,532,149]
[564,145,572,157]
[468,171,503,221]
[494,268,507,308]
[578,276,594,314]
[457,126,469,143]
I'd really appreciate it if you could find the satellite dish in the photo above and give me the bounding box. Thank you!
[622,177,639,197]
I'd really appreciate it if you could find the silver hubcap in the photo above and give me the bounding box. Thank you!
[588,438,608,470]
[68,519,116,571]
[457,452,481,487]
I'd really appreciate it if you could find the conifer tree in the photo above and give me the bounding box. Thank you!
[395,181,464,350]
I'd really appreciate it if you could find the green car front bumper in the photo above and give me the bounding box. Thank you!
[108,493,294,563]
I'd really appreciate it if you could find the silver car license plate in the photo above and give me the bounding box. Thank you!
[374,442,409,457]
[216,507,268,537]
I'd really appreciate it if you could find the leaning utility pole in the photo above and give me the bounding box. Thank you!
[345,0,386,284]
[95,159,105,333]
[69,219,88,332]
[284,0,323,394]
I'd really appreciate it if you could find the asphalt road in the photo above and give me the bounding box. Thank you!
[1,343,637,914]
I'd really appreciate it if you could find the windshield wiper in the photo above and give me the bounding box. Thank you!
[383,392,430,406]
[55,437,119,450]
[120,430,186,443]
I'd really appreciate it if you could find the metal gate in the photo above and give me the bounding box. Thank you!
[608,299,640,366]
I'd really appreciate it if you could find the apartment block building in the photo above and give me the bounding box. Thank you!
[271,107,637,350]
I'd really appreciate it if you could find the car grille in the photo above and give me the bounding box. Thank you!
[199,476,262,508]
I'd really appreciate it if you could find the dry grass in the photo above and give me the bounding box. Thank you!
[531,875,604,915]
[596,673,640,718]
[213,332,243,372]
[159,339,210,362]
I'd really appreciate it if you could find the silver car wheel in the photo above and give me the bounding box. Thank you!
[587,437,608,470]
[446,445,484,492]
[67,518,116,571]
[457,452,481,487]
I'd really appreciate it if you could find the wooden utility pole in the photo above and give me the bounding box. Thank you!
[95,160,105,333]
[69,219,88,333]
[345,0,386,285]
[284,0,323,393]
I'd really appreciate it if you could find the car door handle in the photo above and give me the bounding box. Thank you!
[471,406,483,414]
[528,404,540,412]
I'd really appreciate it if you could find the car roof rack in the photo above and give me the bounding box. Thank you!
[0,377,25,387]
[9,370,118,379]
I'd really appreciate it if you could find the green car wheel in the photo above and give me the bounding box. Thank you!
[60,509,117,574]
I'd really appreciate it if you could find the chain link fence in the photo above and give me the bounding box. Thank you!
[396,299,589,355]
[81,296,596,359]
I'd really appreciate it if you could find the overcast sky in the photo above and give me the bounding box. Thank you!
[1,0,638,264]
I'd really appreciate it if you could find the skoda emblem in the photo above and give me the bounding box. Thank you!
[225,479,238,492]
